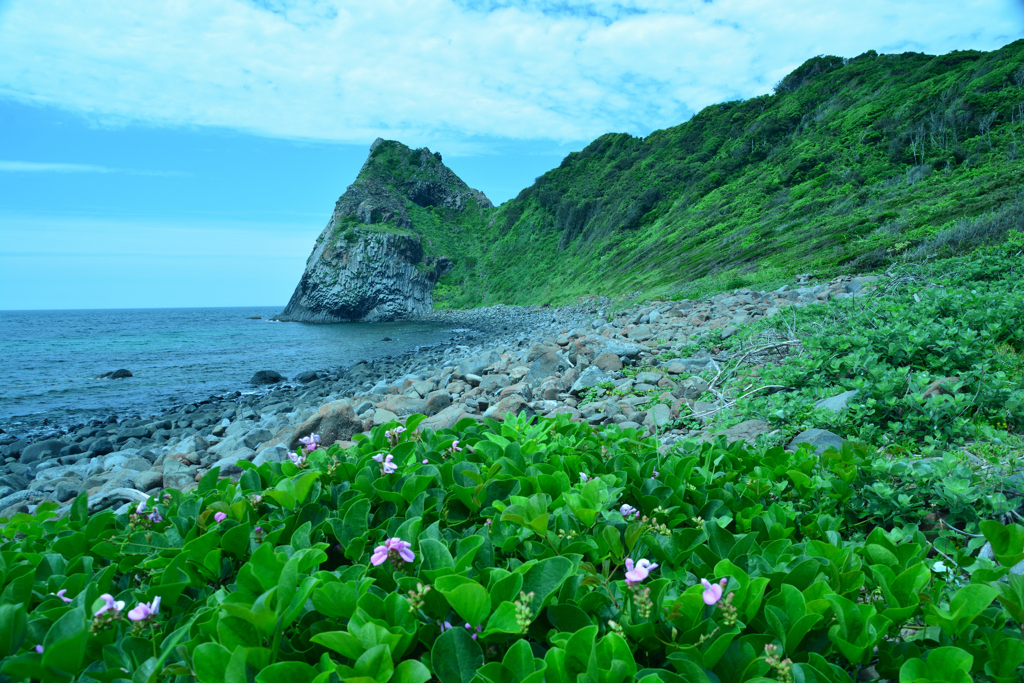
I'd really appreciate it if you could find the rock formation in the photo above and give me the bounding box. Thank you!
[276,138,492,323]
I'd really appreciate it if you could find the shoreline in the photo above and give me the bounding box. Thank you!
[0,277,868,518]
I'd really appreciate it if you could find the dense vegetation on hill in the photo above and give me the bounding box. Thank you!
[349,40,1024,309]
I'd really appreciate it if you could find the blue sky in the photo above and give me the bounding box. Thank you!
[1,1,1022,310]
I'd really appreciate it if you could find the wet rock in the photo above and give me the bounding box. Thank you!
[294,370,320,383]
[250,370,285,385]
[88,438,114,456]
[99,369,133,379]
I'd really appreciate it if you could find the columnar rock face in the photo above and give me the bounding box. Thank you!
[275,138,492,323]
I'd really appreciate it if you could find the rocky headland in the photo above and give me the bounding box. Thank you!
[0,274,876,519]
[274,138,492,323]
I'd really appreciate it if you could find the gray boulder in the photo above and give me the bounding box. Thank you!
[814,390,859,413]
[288,400,363,450]
[242,428,274,450]
[251,443,288,467]
[20,439,67,465]
[88,438,114,456]
[788,429,843,455]
[571,366,611,394]
[250,370,285,385]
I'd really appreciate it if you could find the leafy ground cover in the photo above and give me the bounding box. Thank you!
[3,392,1024,682]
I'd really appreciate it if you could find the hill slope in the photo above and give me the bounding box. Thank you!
[282,40,1024,319]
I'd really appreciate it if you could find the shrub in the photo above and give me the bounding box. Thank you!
[2,411,1024,683]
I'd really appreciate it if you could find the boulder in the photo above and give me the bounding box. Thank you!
[99,369,133,379]
[251,443,288,467]
[425,391,452,415]
[787,429,843,455]
[250,370,285,385]
[458,352,499,377]
[922,376,962,399]
[288,400,363,450]
[664,358,712,375]
[373,409,399,426]
[814,390,859,412]
[643,404,672,430]
[242,428,274,450]
[88,438,114,456]
[709,419,772,446]
[570,366,612,394]
[380,395,428,416]
[294,370,320,383]
[627,325,654,342]
[19,439,67,465]
[482,395,534,422]
[593,352,623,372]
[88,487,148,513]
[134,470,164,492]
[418,404,476,431]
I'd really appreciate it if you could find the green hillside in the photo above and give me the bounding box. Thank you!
[349,41,1024,308]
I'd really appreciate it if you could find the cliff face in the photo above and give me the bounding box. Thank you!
[276,138,491,323]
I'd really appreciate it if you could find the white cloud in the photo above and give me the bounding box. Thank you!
[0,160,189,176]
[0,0,1020,149]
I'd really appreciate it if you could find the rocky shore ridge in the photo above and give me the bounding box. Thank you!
[0,275,876,519]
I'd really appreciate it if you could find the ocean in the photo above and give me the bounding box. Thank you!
[0,307,462,434]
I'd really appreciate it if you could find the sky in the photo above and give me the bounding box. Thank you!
[1,1,1022,310]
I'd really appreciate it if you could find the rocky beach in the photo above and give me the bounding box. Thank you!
[0,273,876,520]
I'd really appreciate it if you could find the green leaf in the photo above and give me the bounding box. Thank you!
[222,523,252,560]
[393,659,431,683]
[431,626,484,683]
[518,556,574,609]
[436,577,491,627]
[41,606,88,676]
[194,643,233,683]
[254,661,319,683]
[980,520,1024,567]
[354,644,394,683]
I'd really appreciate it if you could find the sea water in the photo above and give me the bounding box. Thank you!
[0,307,460,432]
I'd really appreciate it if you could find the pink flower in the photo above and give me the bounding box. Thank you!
[127,596,161,622]
[580,472,589,483]
[620,504,639,519]
[373,453,398,474]
[423,459,429,464]
[450,440,462,452]
[385,426,407,446]
[370,537,416,566]
[213,512,227,523]
[54,589,73,603]
[35,645,43,654]
[136,501,147,514]
[624,558,658,586]
[701,578,728,606]
[651,470,659,479]
[299,433,321,451]
[254,526,263,534]
[288,451,307,467]
[147,510,163,523]
[94,593,125,617]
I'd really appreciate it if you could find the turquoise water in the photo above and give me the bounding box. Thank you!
[0,307,459,431]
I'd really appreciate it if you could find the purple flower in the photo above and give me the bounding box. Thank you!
[94,593,125,617]
[620,504,639,519]
[465,623,482,640]
[370,537,416,566]
[373,453,398,475]
[213,512,227,523]
[385,426,407,446]
[147,510,163,523]
[288,451,307,467]
[701,578,728,606]
[624,558,658,586]
[580,472,589,483]
[450,440,462,452]
[35,644,43,654]
[440,621,453,632]
[136,501,147,514]
[54,589,73,604]
[651,470,659,479]
[298,433,321,451]
[422,458,429,464]
[254,526,263,534]
[127,596,161,622]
